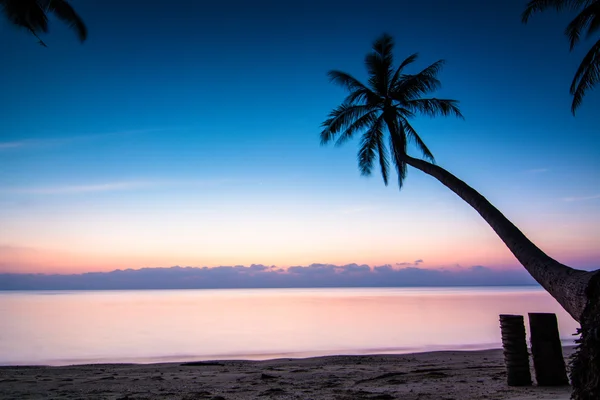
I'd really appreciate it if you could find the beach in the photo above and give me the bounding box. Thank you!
[0,348,574,400]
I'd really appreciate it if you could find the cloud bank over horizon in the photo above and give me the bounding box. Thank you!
[0,263,538,290]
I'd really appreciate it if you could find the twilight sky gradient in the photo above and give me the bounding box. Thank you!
[1,0,599,275]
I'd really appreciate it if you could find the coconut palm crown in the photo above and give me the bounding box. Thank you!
[522,0,600,114]
[0,0,87,46]
[320,33,463,190]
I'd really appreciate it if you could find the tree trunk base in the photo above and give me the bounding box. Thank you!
[570,271,600,400]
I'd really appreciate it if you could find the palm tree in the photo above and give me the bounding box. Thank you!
[522,0,600,114]
[0,0,87,47]
[321,33,599,399]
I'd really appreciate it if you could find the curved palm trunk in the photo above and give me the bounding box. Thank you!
[403,155,600,399]
[403,155,598,322]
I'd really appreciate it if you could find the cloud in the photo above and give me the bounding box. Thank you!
[3,181,157,195]
[525,168,549,174]
[562,194,600,202]
[0,141,26,149]
[0,138,63,150]
[0,128,173,151]
[395,259,424,267]
[1,178,233,195]
[0,264,538,290]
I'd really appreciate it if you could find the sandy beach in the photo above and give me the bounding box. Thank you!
[0,348,574,400]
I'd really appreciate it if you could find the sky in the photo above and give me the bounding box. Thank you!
[0,0,599,277]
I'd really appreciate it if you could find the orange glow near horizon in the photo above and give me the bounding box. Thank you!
[1,238,598,275]
[1,176,598,275]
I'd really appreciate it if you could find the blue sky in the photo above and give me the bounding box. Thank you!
[0,0,598,274]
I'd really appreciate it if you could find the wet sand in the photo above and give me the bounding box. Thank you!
[0,348,574,399]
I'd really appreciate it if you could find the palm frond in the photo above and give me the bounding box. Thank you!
[391,53,418,87]
[365,34,395,96]
[328,70,370,93]
[334,111,379,147]
[395,106,417,120]
[569,38,600,113]
[564,2,600,49]
[320,104,374,145]
[0,0,48,33]
[372,33,395,59]
[392,60,445,102]
[328,70,381,105]
[344,88,383,106]
[586,6,600,40]
[0,0,86,44]
[47,0,87,42]
[377,130,390,185]
[522,0,591,23]
[406,98,464,119]
[402,118,435,162]
[388,122,408,190]
[357,115,386,179]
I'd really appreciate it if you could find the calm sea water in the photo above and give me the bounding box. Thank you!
[0,287,579,366]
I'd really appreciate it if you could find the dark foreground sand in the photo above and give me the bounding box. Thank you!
[0,348,574,400]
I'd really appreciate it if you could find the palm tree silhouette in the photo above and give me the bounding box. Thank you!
[0,0,87,47]
[321,34,599,399]
[522,0,599,114]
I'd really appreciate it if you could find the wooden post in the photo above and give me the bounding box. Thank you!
[499,314,532,386]
[528,313,569,386]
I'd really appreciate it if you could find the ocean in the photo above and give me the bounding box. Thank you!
[0,286,578,366]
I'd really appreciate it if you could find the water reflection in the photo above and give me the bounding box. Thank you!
[0,287,578,365]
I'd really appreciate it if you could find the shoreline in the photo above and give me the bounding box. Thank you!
[1,342,577,368]
[0,348,574,400]
[1,344,511,367]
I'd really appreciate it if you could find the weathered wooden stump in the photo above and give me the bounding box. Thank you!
[528,313,569,386]
[499,314,532,386]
